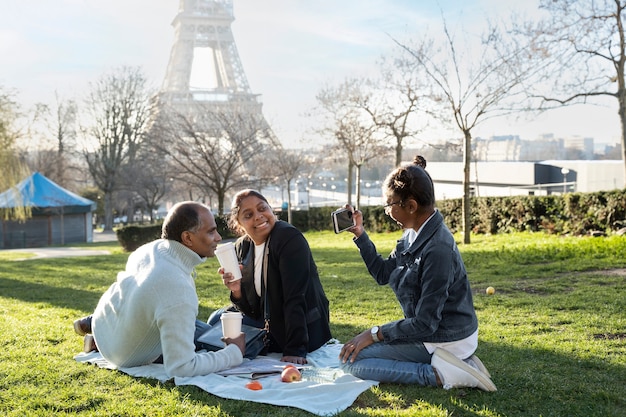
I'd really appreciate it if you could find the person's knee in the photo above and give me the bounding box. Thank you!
[207,308,226,325]
[339,357,359,373]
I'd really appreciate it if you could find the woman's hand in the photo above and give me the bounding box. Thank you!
[343,204,365,238]
[281,355,308,365]
[218,266,243,299]
[339,330,373,363]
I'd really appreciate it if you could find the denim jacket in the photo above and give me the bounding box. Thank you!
[354,210,478,344]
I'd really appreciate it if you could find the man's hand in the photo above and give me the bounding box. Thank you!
[222,332,246,356]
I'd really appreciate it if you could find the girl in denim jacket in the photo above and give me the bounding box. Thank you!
[339,156,496,391]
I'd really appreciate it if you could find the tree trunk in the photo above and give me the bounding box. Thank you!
[355,164,362,210]
[462,130,472,244]
[103,192,113,232]
[618,81,626,185]
[287,179,293,224]
[395,139,403,167]
[217,191,225,216]
[346,160,354,206]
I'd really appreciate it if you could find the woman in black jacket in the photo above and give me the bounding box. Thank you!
[210,189,332,364]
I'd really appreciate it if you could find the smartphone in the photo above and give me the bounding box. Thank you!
[331,208,355,234]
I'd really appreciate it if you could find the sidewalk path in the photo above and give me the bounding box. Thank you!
[2,231,118,260]
[7,247,112,260]
[93,230,118,243]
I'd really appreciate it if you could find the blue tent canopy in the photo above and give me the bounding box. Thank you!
[0,172,97,248]
[0,172,95,213]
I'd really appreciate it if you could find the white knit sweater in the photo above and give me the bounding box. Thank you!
[92,239,243,377]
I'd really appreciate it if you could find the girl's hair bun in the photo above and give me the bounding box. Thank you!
[413,155,427,168]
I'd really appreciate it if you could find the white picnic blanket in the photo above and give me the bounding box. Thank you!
[74,342,377,416]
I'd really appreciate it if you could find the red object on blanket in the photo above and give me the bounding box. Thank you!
[245,381,263,390]
[281,365,302,382]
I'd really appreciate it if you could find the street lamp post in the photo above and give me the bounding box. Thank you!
[561,168,570,193]
[305,187,310,210]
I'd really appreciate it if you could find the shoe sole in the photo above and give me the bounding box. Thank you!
[83,335,97,353]
[73,319,87,336]
[434,348,497,392]
[466,354,491,378]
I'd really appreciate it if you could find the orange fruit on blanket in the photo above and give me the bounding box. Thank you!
[245,380,263,390]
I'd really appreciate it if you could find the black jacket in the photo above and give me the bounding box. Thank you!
[231,221,332,357]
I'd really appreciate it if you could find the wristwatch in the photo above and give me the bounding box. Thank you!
[371,326,380,342]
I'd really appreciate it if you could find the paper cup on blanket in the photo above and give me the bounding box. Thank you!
[215,242,242,281]
[220,312,243,338]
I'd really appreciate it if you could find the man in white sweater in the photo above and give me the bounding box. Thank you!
[73,201,245,378]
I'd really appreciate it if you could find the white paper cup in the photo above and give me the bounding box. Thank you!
[215,242,242,281]
[220,312,243,338]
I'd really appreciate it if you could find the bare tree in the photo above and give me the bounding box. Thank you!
[267,146,304,223]
[360,57,428,167]
[522,0,626,182]
[120,145,173,223]
[397,19,539,243]
[155,103,276,215]
[315,79,392,206]
[25,93,78,187]
[335,112,387,209]
[80,66,153,231]
[0,87,31,221]
[49,93,78,187]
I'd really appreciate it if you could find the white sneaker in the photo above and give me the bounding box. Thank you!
[431,348,497,391]
[464,354,492,378]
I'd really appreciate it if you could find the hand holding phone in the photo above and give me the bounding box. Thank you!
[331,208,355,233]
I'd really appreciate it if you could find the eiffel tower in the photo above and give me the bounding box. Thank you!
[153,0,279,213]
[160,0,263,114]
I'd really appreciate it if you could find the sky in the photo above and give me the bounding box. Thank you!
[0,0,621,150]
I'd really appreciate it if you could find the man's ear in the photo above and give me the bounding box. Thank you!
[181,230,193,247]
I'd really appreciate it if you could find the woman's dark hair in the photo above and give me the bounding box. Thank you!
[228,189,272,236]
[384,155,435,210]
[413,155,427,168]
[161,201,205,242]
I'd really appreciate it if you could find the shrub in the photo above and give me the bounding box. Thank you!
[117,189,626,250]
[116,215,237,252]
[437,189,626,236]
[116,224,162,252]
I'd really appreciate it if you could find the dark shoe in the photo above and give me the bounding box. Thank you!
[73,316,92,336]
[83,335,98,353]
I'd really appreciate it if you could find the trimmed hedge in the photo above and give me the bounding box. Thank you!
[276,206,401,234]
[289,190,626,235]
[116,215,237,252]
[116,189,626,250]
[116,224,162,252]
[438,189,626,235]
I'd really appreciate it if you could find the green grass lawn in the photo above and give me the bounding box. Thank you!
[1,231,625,416]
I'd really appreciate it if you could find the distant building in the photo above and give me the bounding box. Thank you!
[474,134,596,161]
[286,159,624,208]
[566,137,594,159]
[474,135,522,161]
[423,160,624,200]
[543,160,624,193]
[521,134,565,161]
